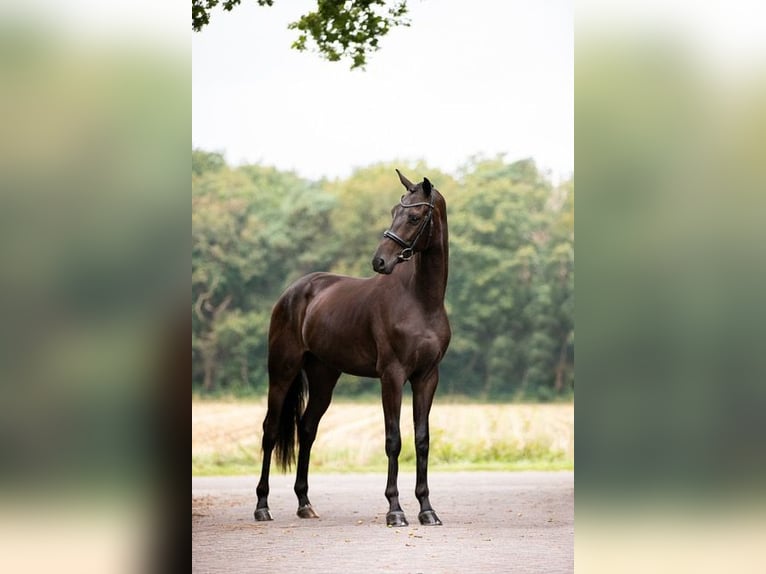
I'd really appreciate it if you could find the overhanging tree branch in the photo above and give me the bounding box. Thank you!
[192,0,410,70]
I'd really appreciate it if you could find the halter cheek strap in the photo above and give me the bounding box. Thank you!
[382,195,435,261]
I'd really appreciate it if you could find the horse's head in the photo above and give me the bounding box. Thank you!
[372,169,436,275]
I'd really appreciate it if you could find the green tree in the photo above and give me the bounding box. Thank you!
[192,0,274,32]
[192,0,410,69]
[191,151,574,400]
[192,148,226,177]
[192,160,335,392]
[444,157,574,399]
[543,179,574,393]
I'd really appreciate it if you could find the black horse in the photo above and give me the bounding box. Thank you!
[254,170,450,527]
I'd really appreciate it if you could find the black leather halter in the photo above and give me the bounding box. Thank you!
[382,194,435,261]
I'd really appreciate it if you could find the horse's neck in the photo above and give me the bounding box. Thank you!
[412,213,448,313]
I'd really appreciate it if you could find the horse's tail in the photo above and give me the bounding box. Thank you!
[274,370,307,471]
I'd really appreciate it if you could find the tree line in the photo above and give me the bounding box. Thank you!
[192,150,574,400]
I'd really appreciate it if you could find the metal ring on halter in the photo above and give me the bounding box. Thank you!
[398,247,414,261]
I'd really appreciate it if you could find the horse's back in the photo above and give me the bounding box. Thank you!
[270,272,344,332]
[270,272,383,376]
[273,271,369,315]
[270,271,374,340]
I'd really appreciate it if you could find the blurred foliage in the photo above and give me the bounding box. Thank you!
[0,22,188,488]
[575,6,766,569]
[192,0,410,69]
[576,35,766,497]
[192,151,574,400]
[0,11,188,574]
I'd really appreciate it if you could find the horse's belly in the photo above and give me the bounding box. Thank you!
[302,306,379,378]
[306,331,379,377]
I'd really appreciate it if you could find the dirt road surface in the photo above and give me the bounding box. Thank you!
[193,471,573,573]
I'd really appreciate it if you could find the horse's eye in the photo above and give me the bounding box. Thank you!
[408,215,421,224]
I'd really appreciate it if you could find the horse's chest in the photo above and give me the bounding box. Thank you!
[392,318,449,368]
[406,338,444,369]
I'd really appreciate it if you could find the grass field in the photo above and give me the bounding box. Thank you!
[192,398,573,475]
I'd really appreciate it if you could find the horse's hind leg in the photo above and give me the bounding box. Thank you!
[294,355,340,518]
[254,351,303,521]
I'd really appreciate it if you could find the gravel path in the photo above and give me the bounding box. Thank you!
[193,471,573,573]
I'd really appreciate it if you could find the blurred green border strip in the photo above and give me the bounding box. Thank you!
[0,3,188,574]
[576,2,766,572]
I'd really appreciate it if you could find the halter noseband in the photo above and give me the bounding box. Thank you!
[382,194,435,261]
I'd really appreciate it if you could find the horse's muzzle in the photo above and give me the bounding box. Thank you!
[372,256,391,274]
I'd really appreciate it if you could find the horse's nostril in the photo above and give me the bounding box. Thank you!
[372,257,385,272]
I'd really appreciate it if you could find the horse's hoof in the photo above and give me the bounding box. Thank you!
[386,510,409,527]
[297,504,319,519]
[253,507,273,521]
[418,510,442,525]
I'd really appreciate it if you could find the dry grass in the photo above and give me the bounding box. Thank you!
[192,398,573,475]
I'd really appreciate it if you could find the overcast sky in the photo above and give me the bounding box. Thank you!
[192,0,573,181]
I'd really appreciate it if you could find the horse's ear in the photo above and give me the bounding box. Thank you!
[396,168,415,192]
[422,177,432,196]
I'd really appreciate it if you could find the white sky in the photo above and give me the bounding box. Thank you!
[192,0,573,181]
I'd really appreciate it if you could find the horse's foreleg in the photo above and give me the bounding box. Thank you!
[412,368,442,525]
[294,358,339,519]
[381,374,407,527]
